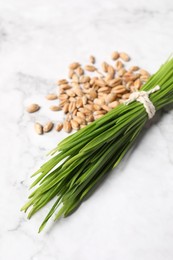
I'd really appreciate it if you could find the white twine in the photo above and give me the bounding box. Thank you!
[123,85,160,119]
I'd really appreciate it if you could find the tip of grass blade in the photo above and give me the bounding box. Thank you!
[54,206,64,221]
[20,206,25,212]
[38,198,62,233]
[38,227,42,233]
[31,168,42,177]
[20,200,32,213]
[38,222,46,233]
[28,189,39,199]
[29,183,35,190]
[21,200,32,212]
[27,208,35,219]
[46,146,58,156]
[29,177,41,189]
[38,218,50,233]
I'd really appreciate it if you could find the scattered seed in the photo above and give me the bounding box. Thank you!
[89,55,95,64]
[69,97,76,102]
[105,93,117,104]
[98,93,107,99]
[89,89,97,99]
[69,62,80,70]
[122,93,130,99]
[82,96,87,106]
[34,122,43,135]
[94,110,106,116]
[107,65,115,79]
[111,51,119,60]
[85,104,94,111]
[74,116,86,125]
[59,94,68,101]
[68,70,74,79]
[68,102,76,113]
[95,78,106,87]
[85,65,96,72]
[43,122,54,133]
[59,100,68,107]
[85,114,94,122]
[90,77,98,85]
[76,98,83,108]
[79,107,93,115]
[66,89,76,97]
[66,113,72,121]
[56,123,63,132]
[139,69,150,77]
[49,105,61,111]
[63,103,69,114]
[59,89,65,94]
[77,111,85,119]
[108,78,122,87]
[60,84,71,90]
[101,62,108,73]
[124,73,140,82]
[94,114,104,119]
[130,86,138,92]
[57,79,68,85]
[63,121,72,133]
[126,81,133,90]
[72,109,78,116]
[118,68,127,77]
[71,83,78,89]
[111,86,126,94]
[71,119,80,130]
[73,87,83,97]
[93,104,101,111]
[115,60,124,70]
[72,73,79,83]
[27,104,40,113]
[119,52,130,62]
[46,94,57,100]
[28,51,149,135]
[80,124,86,129]
[134,78,142,89]
[102,105,111,112]
[83,82,90,89]
[98,87,109,93]
[80,75,90,83]
[94,98,105,106]
[108,101,120,108]
[76,67,84,76]
[129,66,140,72]
[140,75,150,82]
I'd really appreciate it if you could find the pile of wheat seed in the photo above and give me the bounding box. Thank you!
[26,51,150,134]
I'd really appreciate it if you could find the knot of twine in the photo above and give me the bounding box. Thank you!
[123,85,160,119]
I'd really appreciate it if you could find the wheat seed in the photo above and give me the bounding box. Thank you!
[34,122,43,135]
[27,104,40,113]
[43,122,54,133]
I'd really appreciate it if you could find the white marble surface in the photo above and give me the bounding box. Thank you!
[0,0,173,259]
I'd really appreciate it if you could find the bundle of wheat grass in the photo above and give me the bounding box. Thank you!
[22,57,173,232]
